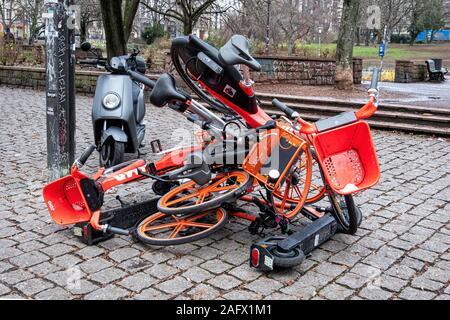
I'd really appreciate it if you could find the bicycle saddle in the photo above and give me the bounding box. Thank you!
[150,73,188,107]
[218,35,261,71]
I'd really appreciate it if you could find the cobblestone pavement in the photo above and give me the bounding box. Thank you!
[0,87,449,300]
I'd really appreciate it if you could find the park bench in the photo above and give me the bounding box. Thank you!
[426,60,448,82]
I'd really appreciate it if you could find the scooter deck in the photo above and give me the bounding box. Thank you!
[278,214,337,253]
[250,214,338,271]
[74,197,160,245]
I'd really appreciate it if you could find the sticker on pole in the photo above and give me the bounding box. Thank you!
[379,42,386,58]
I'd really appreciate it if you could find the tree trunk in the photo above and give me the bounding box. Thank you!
[183,19,193,35]
[123,0,140,42]
[100,0,127,59]
[287,36,294,56]
[80,20,87,43]
[335,0,360,90]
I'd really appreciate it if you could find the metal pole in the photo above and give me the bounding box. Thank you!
[265,0,271,55]
[44,0,76,181]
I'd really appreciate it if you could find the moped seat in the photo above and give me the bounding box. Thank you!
[218,35,261,71]
[150,73,188,108]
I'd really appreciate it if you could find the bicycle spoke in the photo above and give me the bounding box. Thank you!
[183,221,214,229]
[168,224,185,239]
[144,221,179,232]
[166,192,199,206]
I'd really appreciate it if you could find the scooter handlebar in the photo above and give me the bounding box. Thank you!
[127,70,156,89]
[370,68,380,90]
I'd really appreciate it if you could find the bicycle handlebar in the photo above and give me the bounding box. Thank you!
[77,144,96,167]
[272,99,299,120]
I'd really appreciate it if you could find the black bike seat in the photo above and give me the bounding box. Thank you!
[218,35,261,71]
[150,73,187,107]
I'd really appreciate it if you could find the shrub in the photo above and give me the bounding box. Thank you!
[142,24,167,45]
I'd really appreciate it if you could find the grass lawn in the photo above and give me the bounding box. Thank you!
[295,43,450,62]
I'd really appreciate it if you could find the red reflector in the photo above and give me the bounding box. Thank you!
[251,248,260,267]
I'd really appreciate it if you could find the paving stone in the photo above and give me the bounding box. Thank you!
[191,247,222,260]
[220,249,249,266]
[76,246,105,259]
[359,287,393,300]
[187,284,220,300]
[141,250,175,264]
[264,292,297,300]
[411,276,445,291]
[385,264,416,280]
[66,279,99,295]
[280,283,317,299]
[156,277,194,295]
[35,287,72,300]
[398,287,437,300]
[167,255,204,271]
[0,246,23,260]
[40,243,74,257]
[223,290,263,300]
[244,278,283,295]
[336,272,370,290]
[319,284,353,300]
[200,259,233,274]
[313,262,347,277]
[408,248,439,263]
[208,274,242,290]
[145,263,179,279]
[134,288,171,300]
[79,257,113,274]
[182,266,214,283]
[52,254,82,268]
[118,273,157,292]
[14,278,54,296]
[89,267,128,285]
[0,269,34,285]
[85,284,130,300]
[28,261,62,276]
[377,275,408,292]
[0,283,11,296]
[108,247,140,263]
[0,261,14,273]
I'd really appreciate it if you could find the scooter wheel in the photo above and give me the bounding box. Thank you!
[270,246,306,269]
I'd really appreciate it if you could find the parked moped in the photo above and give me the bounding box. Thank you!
[79,42,148,168]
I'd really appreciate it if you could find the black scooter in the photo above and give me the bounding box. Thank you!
[79,43,147,168]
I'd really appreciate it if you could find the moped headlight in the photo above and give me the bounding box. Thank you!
[103,93,121,109]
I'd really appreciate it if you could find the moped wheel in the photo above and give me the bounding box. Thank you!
[99,140,124,168]
[328,192,361,235]
[157,171,253,215]
[136,208,228,246]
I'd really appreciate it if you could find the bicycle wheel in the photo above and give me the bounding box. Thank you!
[136,208,228,246]
[328,192,361,235]
[157,171,253,215]
[270,142,313,219]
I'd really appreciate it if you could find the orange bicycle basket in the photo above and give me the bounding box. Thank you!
[242,124,308,191]
[43,175,93,225]
[312,121,380,195]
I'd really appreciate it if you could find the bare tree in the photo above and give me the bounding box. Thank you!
[0,0,20,36]
[141,0,232,35]
[274,0,313,56]
[17,0,44,43]
[75,0,101,43]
